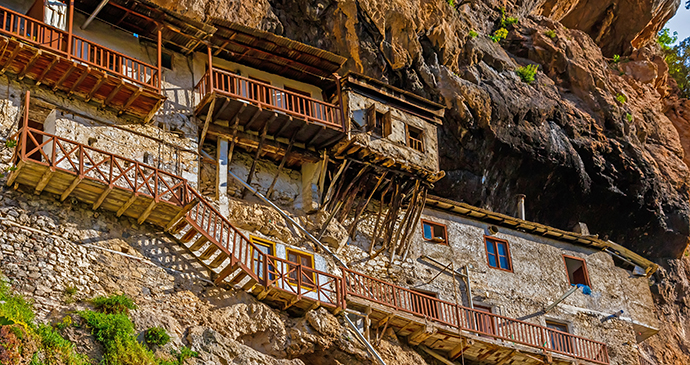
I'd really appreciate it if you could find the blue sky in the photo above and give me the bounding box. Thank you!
[665,7,690,43]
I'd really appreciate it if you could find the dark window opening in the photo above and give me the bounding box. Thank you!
[546,320,573,354]
[161,52,173,70]
[472,305,496,336]
[407,125,424,152]
[410,289,439,319]
[422,220,447,244]
[564,256,590,287]
[366,105,391,137]
[485,236,512,271]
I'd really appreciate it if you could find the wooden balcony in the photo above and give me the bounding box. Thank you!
[195,67,346,153]
[0,5,164,121]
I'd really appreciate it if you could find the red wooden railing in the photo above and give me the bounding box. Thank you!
[0,5,159,91]
[195,67,343,130]
[342,269,609,364]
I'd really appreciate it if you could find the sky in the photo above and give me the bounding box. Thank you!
[665,6,690,43]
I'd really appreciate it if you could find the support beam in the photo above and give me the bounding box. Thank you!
[81,0,110,29]
[495,350,519,365]
[5,161,25,187]
[67,66,91,95]
[418,346,455,365]
[0,43,23,74]
[198,98,217,151]
[52,64,76,91]
[60,175,83,201]
[118,88,143,115]
[103,80,124,105]
[92,186,113,210]
[408,325,437,346]
[265,131,296,198]
[18,50,42,80]
[137,200,158,225]
[243,107,264,131]
[116,193,138,217]
[85,74,107,102]
[477,346,500,361]
[35,57,59,86]
[33,169,54,194]
[448,338,474,360]
[164,198,200,232]
[242,117,271,197]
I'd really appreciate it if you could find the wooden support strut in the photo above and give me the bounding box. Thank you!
[242,115,273,197]
[53,64,76,91]
[6,160,25,187]
[116,193,139,217]
[18,50,42,80]
[92,185,113,210]
[198,98,217,152]
[137,200,158,225]
[60,175,83,201]
[164,198,200,232]
[0,43,23,74]
[265,130,297,199]
[33,168,54,194]
[35,57,59,86]
[85,73,107,102]
[67,66,91,95]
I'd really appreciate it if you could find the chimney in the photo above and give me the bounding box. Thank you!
[516,194,526,220]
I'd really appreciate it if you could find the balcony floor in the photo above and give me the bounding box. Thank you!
[196,92,345,152]
[0,36,164,122]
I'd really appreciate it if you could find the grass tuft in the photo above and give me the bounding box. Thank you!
[91,294,137,315]
[145,327,170,347]
[516,64,539,84]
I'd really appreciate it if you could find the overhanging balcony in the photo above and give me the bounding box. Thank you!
[195,67,346,154]
[0,4,164,121]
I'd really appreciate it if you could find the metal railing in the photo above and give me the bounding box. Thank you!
[195,67,343,130]
[342,268,609,364]
[0,5,159,91]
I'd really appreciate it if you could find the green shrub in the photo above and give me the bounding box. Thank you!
[502,16,518,27]
[490,28,508,43]
[91,294,137,315]
[36,324,90,365]
[145,327,170,347]
[64,286,77,296]
[626,113,633,122]
[4,139,17,148]
[0,276,35,326]
[545,30,556,38]
[516,64,539,83]
[613,54,621,63]
[79,310,156,365]
[446,0,454,7]
[177,347,198,362]
[469,30,478,39]
[616,93,627,104]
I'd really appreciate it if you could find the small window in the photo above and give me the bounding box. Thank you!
[485,236,512,271]
[546,320,573,353]
[407,125,424,152]
[563,255,590,287]
[287,249,315,287]
[250,236,275,280]
[161,51,173,70]
[422,220,447,244]
[366,105,391,137]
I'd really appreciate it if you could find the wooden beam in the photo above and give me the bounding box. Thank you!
[164,198,200,232]
[92,186,113,210]
[85,74,107,102]
[408,325,437,346]
[137,200,158,225]
[213,97,232,120]
[448,338,474,360]
[243,106,264,131]
[477,345,500,361]
[5,161,25,187]
[35,57,59,86]
[265,131,297,198]
[198,97,217,151]
[33,169,54,194]
[275,116,293,136]
[521,353,547,364]
[118,87,143,115]
[495,350,519,365]
[52,64,76,91]
[60,175,83,201]
[18,50,42,80]
[67,66,91,96]
[116,193,139,217]
[418,346,455,365]
[0,43,23,74]
[103,80,124,105]
[242,116,272,197]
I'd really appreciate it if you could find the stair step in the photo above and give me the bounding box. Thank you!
[228,270,248,286]
[180,228,199,243]
[189,236,209,251]
[170,219,189,234]
[242,277,258,291]
[198,244,219,260]
[208,252,229,269]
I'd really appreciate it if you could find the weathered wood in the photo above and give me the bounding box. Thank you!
[477,345,500,361]
[242,116,272,197]
[449,339,471,360]
[18,50,42,80]
[0,43,23,74]
[266,130,297,199]
[6,160,25,186]
[198,97,217,152]
[116,193,139,217]
[408,325,437,346]
[118,87,143,114]
[349,172,387,237]
[85,74,107,102]
[419,346,455,365]
[33,168,54,194]
[35,57,58,86]
[67,66,91,95]
[92,186,113,210]
[137,200,158,224]
[495,350,519,365]
[60,175,83,201]
[53,63,76,91]
[103,80,124,105]
[164,198,200,232]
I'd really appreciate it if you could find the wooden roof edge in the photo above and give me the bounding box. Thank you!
[342,72,446,122]
[424,195,657,273]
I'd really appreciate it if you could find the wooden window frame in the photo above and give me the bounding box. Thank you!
[250,236,276,280]
[286,248,316,288]
[366,104,392,137]
[545,319,574,354]
[406,124,425,152]
[484,235,513,272]
[562,255,591,287]
[421,219,448,245]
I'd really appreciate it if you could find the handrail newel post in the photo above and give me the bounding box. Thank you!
[67,0,74,60]
[157,26,162,92]
[207,44,214,92]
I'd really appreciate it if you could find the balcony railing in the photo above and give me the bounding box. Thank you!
[0,5,159,91]
[343,268,610,364]
[195,67,343,130]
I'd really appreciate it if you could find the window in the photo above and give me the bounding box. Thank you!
[546,320,573,354]
[250,236,275,280]
[484,236,512,271]
[286,249,315,287]
[366,105,391,137]
[421,220,447,244]
[161,51,173,70]
[406,125,424,152]
[472,305,496,336]
[563,255,590,287]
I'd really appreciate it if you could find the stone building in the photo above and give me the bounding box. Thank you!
[0,0,661,364]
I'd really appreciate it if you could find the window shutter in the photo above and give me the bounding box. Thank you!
[366,104,376,131]
[383,111,392,137]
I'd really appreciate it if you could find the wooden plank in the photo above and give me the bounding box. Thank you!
[0,43,23,74]
[85,74,107,102]
[18,50,42,80]
[198,245,219,260]
[408,325,437,346]
[35,57,59,86]
[244,106,264,131]
[419,346,455,365]
[118,87,143,115]
[189,236,209,251]
[449,338,474,360]
[198,97,217,150]
[52,63,76,91]
[33,168,54,194]
[103,81,124,105]
[495,350,519,365]
[6,160,25,186]
[265,131,296,198]
[208,252,228,268]
[164,198,200,232]
[67,66,91,96]
[116,193,139,217]
[60,175,84,201]
[93,186,113,210]
[137,200,158,224]
[242,116,272,197]
[477,345,500,361]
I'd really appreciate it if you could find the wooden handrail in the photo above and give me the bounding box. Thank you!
[195,67,344,130]
[0,4,159,92]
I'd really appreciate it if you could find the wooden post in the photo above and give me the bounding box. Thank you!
[207,44,214,91]
[157,26,162,92]
[67,0,74,59]
[333,73,347,134]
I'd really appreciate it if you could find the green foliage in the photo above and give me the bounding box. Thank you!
[545,30,556,39]
[659,28,690,98]
[55,316,73,331]
[626,113,633,122]
[91,294,137,315]
[490,28,508,43]
[158,347,199,365]
[469,30,478,39]
[446,0,454,7]
[0,276,35,327]
[4,139,16,148]
[79,310,156,365]
[145,327,170,347]
[616,93,627,104]
[36,324,90,365]
[64,286,77,296]
[516,64,539,83]
[613,54,621,63]
[502,16,518,27]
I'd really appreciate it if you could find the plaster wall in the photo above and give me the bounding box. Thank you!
[344,91,439,172]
